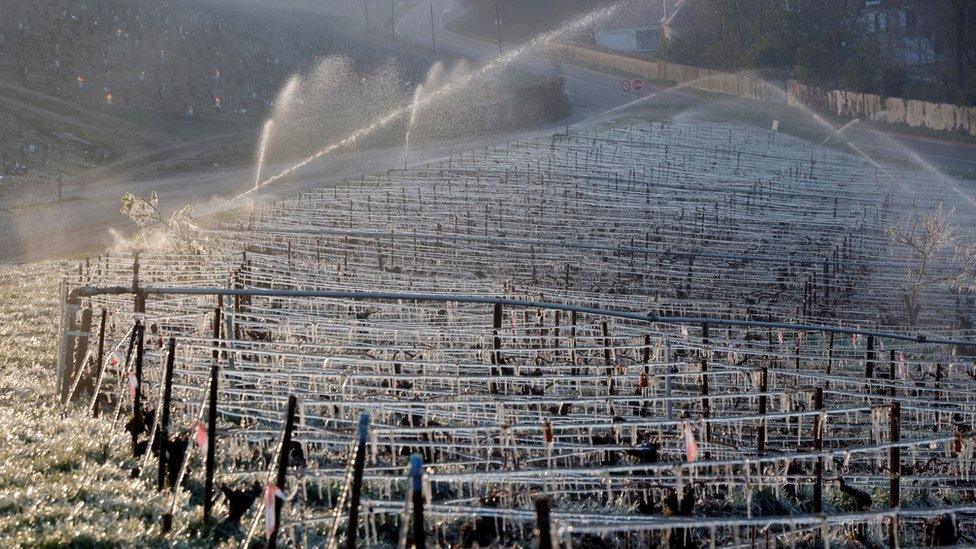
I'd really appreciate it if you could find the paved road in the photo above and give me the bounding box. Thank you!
[396,0,976,174]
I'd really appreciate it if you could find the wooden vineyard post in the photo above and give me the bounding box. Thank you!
[203,361,219,523]
[58,286,80,403]
[59,303,87,403]
[158,337,176,491]
[212,306,221,361]
[131,322,145,458]
[700,358,711,442]
[491,303,502,393]
[89,309,111,416]
[93,308,107,396]
[701,323,710,440]
[233,268,243,341]
[665,338,674,421]
[553,311,561,356]
[132,252,146,314]
[865,335,875,380]
[813,387,824,513]
[267,395,298,549]
[802,280,809,317]
[108,320,139,417]
[725,303,732,341]
[429,2,436,53]
[889,349,897,397]
[345,413,370,549]
[492,303,502,365]
[794,331,801,372]
[889,401,901,547]
[602,321,615,395]
[66,307,103,406]
[934,363,942,432]
[534,496,553,549]
[531,246,537,282]
[758,367,768,455]
[826,332,834,389]
[642,334,651,375]
[69,307,93,401]
[823,258,830,300]
[409,454,425,549]
[570,310,578,374]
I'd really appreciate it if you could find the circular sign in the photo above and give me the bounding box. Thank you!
[621,80,631,92]
[632,79,645,92]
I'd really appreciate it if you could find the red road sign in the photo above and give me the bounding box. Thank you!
[632,79,645,92]
[621,80,631,92]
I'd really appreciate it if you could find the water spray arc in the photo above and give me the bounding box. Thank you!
[253,120,275,190]
[234,3,620,201]
[815,118,860,152]
[405,82,425,169]
[253,76,300,191]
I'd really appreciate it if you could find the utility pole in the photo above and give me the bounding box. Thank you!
[364,0,370,32]
[391,0,396,41]
[495,0,503,54]
[430,2,436,53]
[953,0,965,102]
[58,140,65,204]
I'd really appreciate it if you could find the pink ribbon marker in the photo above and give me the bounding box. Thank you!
[264,482,287,539]
[194,420,209,453]
[127,371,139,399]
[682,421,698,462]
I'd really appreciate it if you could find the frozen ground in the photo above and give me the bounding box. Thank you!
[0,263,217,546]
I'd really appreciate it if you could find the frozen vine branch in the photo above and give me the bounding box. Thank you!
[887,205,975,327]
[119,191,205,253]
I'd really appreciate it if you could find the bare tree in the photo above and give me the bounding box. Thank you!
[888,205,975,327]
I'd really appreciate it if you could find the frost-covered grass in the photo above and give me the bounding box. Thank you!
[0,263,211,547]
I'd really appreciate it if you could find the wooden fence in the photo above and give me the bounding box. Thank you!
[788,81,976,137]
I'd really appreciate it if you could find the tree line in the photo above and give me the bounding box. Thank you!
[662,0,976,106]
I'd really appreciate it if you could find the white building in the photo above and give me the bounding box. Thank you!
[595,26,660,53]
[593,1,674,54]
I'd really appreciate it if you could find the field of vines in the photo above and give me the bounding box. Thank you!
[54,119,976,547]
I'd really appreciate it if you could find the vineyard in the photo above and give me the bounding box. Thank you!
[56,119,976,547]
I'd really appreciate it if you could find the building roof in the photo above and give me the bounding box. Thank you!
[661,0,695,39]
[596,0,671,31]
